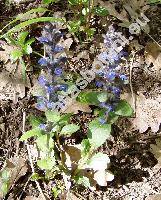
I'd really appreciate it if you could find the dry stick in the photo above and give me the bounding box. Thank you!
[146,33,161,49]
[128,51,136,114]
[22,111,46,200]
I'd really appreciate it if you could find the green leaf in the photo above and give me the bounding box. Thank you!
[108,112,119,124]
[58,113,72,126]
[10,49,23,62]
[148,0,161,3]
[97,93,108,102]
[36,134,54,152]
[1,183,9,196]
[37,157,55,170]
[82,7,89,16]
[87,119,111,148]
[67,20,81,33]
[60,124,80,136]
[77,91,108,105]
[19,128,42,141]
[0,17,65,39]
[45,110,61,123]
[23,38,35,55]
[1,170,10,182]
[87,153,110,171]
[81,139,91,156]
[68,0,79,5]
[86,28,96,38]
[75,176,91,188]
[94,6,109,16]
[114,100,133,117]
[0,8,48,34]
[42,0,58,4]
[17,31,29,45]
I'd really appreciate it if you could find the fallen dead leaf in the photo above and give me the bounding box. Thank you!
[122,92,161,133]
[150,138,161,166]
[146,194,161,200]
[145,42,161,74]
[62,99,92,114]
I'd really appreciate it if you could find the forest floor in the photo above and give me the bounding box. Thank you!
[0,0,161,200]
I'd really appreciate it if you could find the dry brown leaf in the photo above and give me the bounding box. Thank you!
[122,92,161,133]
[62,99,92,114]
[25,195,46,200]
[0,156,27,198]
[145,42,161,74]
[146,194,161,200]
[0,41,17,63]
[150,138,161,166]
[133,92,161,133]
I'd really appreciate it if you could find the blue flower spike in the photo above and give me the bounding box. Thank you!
[38,75,47,86]
[38,58,48,66]
[54,67,63,76]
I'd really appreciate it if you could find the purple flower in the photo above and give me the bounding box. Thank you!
[39,123,46,130]
[106,71,116,81]
[59,84,68,92]
[112,87,120,96]
[119,74,127,81]
[38,58,48,66]
[54,67,62,76]
[99,118,106,124]
[37,37,49,43]
[46,85,54,93]
[52,45,64,53]
[47,101,54,109]
[96,81,103,87]
[99,102,107,108]
[36,102,45,110]
[38,75,47,86]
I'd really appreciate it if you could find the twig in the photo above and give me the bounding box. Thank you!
[146,33,161,49]
[22,111,46,200]
[128,51,136,114]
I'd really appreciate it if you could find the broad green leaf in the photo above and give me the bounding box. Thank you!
[77,91,108,105]
[148,0,161,3]
[10,49,23,62]
[97,93,108,102]
[87,153,110,171]
[45,110,61,123]
[58,113,72,126]
[1,183,8,196]
[37,157,55,170]
[67,20,81,33]
[94,6,109,16]
[86,28,96,38]
[108,112,119,124]
[75,176,91,188]
[87,119,111,148]
[42,0,58,4]
[82,8,89,15]
[68,0,79,5]
[1,170,10,182]
[114,100,133,117]
[36,134,54,152]
[23,38,35,54]
[60,124,80,136]
[23,44,32,54]
[17,31,29,45]
[81,139,91,156]
[19,128,42,141]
